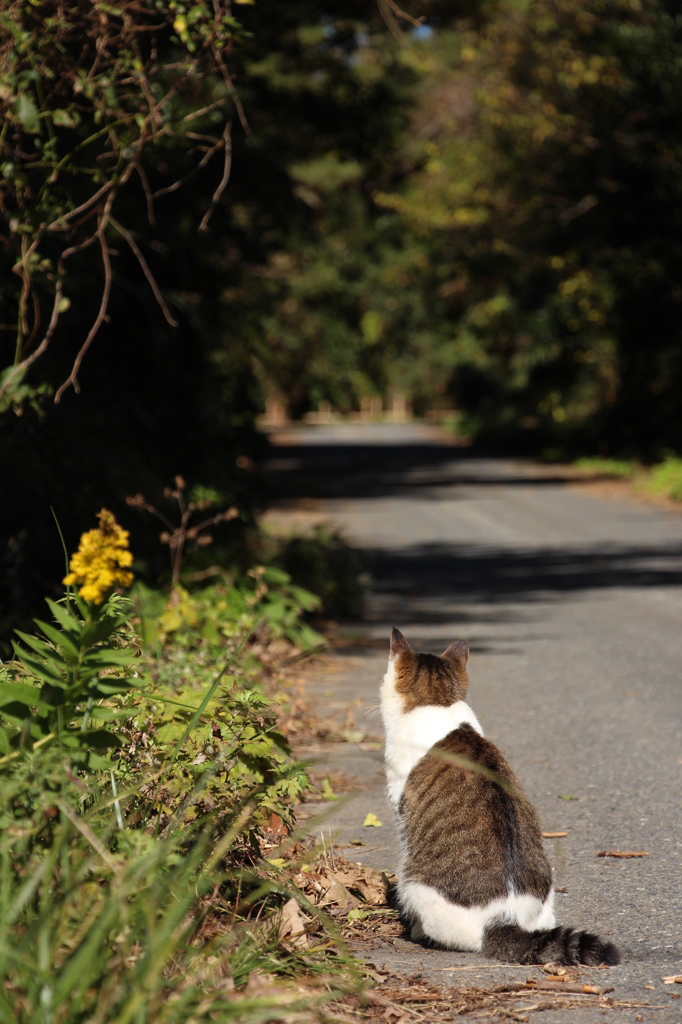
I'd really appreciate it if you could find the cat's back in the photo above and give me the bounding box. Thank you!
[401,724,552,907]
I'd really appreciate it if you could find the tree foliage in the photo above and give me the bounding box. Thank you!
[378,0,682,449]
[0,0,244,405]
[2,0,682,633]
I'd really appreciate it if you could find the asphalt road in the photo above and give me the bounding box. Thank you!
[263,421,682,1022]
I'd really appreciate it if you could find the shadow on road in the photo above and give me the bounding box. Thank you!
[369,540,682,606]
[263,428,682,631]
[264,437,586,499]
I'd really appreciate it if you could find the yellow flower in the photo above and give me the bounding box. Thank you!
[63,509,134,604]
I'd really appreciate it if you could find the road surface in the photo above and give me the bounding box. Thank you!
[263,422,682,1022]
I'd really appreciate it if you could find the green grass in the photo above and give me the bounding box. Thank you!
[645,457,682,501]
[573,454,682,503]
[573,457,638,478]
[0,572,363,1023]
[0,794,360,1023]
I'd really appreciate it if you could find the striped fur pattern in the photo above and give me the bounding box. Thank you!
[381,629,620,967]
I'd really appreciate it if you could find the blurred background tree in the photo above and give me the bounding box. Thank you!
[378,0,682,451]
[2,0,682,637]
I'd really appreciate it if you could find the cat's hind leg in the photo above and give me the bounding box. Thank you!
[399,881,486,951]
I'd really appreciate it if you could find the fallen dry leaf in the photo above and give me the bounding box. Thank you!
[278,898,309,949]
[663,975,682,984]
[267,812,288,839]
[596,851,650,858]
[542,831,568,838]
[363,812,383,827]
[318,879,360,911]
[351,873,387,906]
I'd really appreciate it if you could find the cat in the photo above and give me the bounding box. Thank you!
[380,628,620,966]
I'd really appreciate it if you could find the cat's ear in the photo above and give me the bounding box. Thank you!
[442,639,469,667]
[389,627,411,659]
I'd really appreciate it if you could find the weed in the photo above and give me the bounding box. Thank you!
[573,457,638,478]
[644,457,682,502]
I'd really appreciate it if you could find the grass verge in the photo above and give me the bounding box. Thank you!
[0,536,367,1022]
[574,455,682,504]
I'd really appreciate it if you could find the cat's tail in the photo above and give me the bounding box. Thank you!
[482,923,620,966]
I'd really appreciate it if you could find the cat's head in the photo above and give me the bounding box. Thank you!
[383,627,469,712]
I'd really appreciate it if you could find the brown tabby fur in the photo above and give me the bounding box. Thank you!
[400,724,552,906]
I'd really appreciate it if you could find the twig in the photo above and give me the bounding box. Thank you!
[364,990,429,1021]
[135,163,156,225]
[596,850,650,858]
[427,964,544,971]
[521,980,609,995]
[377,0,403,41]
[199,121,232,232]
[381,0,426,28]
[109,215,178,326]
[151,130,226,201]
[0,278,64,402]
[45,180,115,231]
[54,209,113,402]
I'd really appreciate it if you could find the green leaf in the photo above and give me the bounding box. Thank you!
[34,619,80,659]
[13,630,67,664]
[11,645,66,687]
[14,92,39,132]
[74,729,122,751]
[68,750,113,771]
[287,585,321,612]
[83,606,133,646]
[82,648,134,668]
[52,108,80,128]
[0,724,16,754]
[155,722,186,743]
[289,623,323,649]
[91,679,134,697]
[88,706,130,722]
[262,597,287,621]
[0,681,50,711]
[260,566,290,585]
[0,707,46,735]
[45,598,82,634]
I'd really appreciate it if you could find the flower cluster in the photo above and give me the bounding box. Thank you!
[63,509,134,604]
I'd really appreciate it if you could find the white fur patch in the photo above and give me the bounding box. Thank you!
[380,658,483,809]
[399,881,556,951]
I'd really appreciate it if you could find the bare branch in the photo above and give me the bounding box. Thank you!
[109,215,178,327]
[380,0,426,29]
[54,208,114,403]
[199,121,232,233]
[61,233,101,261]
[46,181,115,232]
[211,44,251,136]
[152,130,226,200]
[377,0,403,41]
[135,163,156,225]
[0,278,64,402]
[182,99,229,123]
[2,3,247,395]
